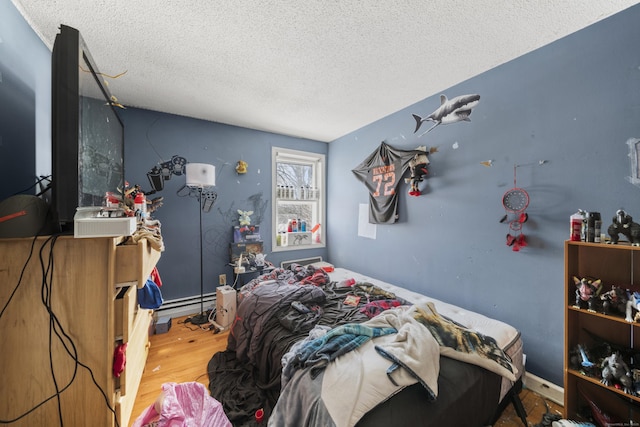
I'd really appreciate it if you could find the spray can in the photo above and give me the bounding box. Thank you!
[590,212,601,243]
[570,210,584,241]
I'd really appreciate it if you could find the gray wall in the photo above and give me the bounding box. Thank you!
[327,4,640,385]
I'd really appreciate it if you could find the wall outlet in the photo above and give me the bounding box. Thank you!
[219,274,226,285]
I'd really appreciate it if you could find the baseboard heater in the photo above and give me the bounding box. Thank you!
[154,292,217,319]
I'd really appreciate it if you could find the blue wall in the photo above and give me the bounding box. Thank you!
[121,108,328,301]
[3,0,640,388]
[327,5,640,385]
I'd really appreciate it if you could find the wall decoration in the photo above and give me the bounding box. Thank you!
[352,142,425,224]
[236,160,248,174]
[412,93,480,137]
[501,165,529,252]
[404,146,438,196]
[145,154,188,194]
[626,137,640,186]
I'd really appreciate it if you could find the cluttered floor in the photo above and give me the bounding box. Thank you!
[131,315,563,426]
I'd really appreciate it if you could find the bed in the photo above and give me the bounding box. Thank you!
[207,262,526,427]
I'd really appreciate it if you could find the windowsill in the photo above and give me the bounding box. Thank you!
[271,243,326,253]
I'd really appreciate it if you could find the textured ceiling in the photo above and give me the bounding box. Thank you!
[11,0,640,142]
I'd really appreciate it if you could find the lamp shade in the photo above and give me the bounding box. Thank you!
[186,163,215,188]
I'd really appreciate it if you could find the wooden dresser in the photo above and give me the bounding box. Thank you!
[0,235,161,427]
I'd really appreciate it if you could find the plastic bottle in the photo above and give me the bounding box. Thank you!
[570,210,584,241]
[134,193,146,214]
[291,218,298,232]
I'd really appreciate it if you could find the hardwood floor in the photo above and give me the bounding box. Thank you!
[131,315,563,426]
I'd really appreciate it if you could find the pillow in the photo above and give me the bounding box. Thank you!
[413,302,517,381]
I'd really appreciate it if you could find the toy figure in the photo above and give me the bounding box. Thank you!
[238,210,253,226]
[601,352,634,394]
[601,285,628,316]
[573,276,602,312]
[404,146,437,196]
[236,160,248,174]
[569,344,596,374]
[608,209,640,245]
[254,253,266,267]
[628,292,640,322]
[407,151,429,196]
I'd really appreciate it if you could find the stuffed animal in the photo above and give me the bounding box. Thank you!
[238,210,253,226]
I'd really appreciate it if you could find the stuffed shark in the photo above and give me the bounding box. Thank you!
[413,93,480,137]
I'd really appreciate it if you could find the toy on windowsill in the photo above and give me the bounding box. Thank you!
[607,209,640,246]
[573,276,602,312]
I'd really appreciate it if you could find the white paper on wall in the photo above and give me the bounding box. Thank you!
[358,203,377,239]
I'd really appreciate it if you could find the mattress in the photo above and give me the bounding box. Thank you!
[327,267,525,402]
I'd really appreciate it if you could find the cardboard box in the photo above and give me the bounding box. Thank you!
[233,225,261,243]
[229,241,264,264]
[155,316,172,334]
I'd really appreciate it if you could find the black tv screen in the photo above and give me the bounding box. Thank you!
[52,24,124,232]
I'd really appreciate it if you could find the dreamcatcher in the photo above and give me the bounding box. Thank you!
[501,165,529,251]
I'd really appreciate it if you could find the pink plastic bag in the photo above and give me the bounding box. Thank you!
[132,382,232,427]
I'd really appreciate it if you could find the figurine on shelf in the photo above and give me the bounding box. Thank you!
[573,276,602,312]
[625,291,640,322]
[607,209,640,246]
[569,344,597,376]
[600,351,634,395]
[600,285,628,317]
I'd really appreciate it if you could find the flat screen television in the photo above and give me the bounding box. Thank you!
[51,24,125,233]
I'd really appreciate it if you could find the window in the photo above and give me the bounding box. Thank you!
[272,147,325,251]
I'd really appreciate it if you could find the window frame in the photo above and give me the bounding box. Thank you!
[271,147,326,252]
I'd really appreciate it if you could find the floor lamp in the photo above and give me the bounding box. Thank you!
[185,163,216,325]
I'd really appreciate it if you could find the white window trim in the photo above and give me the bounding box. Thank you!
[271,147,326,252]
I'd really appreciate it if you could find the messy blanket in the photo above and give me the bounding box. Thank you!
[207,264,515,427]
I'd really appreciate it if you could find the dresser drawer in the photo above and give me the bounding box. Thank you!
[116,307,152,427]
[114,285,137,342]
[115,239,162,288]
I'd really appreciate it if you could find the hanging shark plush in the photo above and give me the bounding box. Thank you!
[412,93,480,136]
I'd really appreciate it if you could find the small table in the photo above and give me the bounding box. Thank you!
[228,264,275,288]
